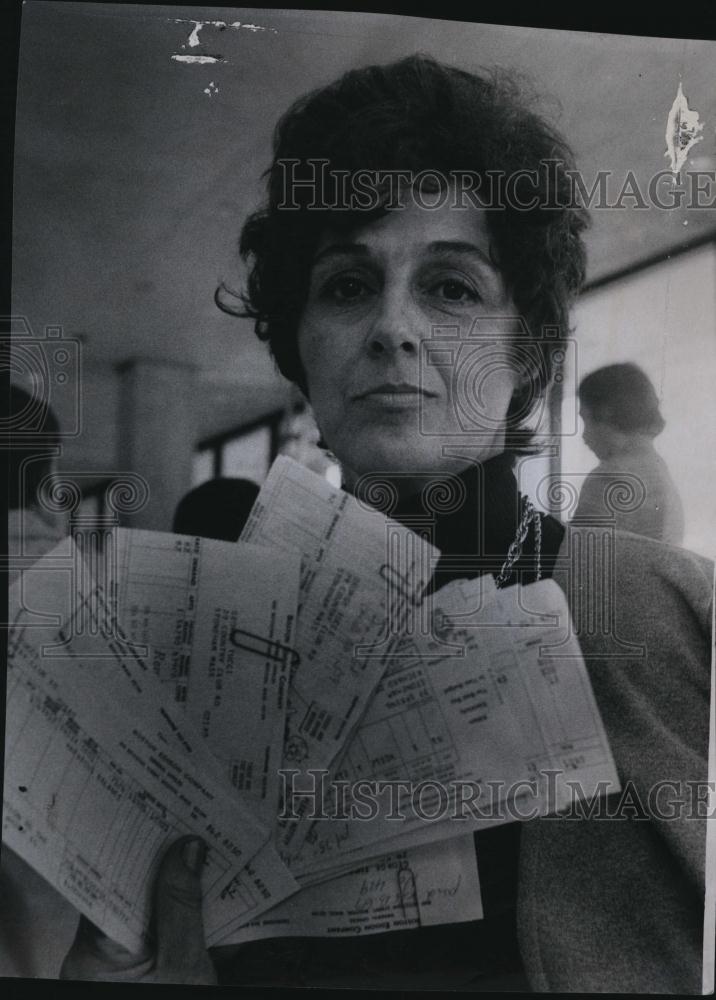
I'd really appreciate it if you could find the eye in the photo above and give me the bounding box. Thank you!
[322,274,372,303]
[430,277,481,303]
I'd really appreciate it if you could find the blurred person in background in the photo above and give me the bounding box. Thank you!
[575,363,684,544]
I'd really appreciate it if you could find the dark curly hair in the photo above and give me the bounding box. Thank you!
[219,53,589,451]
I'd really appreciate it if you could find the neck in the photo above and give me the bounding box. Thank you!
[344,459,478,508]
[348,453,518,553]
[342,442,511,506]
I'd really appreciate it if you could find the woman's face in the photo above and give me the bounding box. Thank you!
[297,196,520,492]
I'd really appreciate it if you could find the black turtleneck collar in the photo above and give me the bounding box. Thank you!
[388,453,565,592]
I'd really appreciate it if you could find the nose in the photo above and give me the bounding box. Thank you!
[366,285,420,357]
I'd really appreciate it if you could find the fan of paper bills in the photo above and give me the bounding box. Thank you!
[4,456,618,952]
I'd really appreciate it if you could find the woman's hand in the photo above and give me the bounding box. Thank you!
[60,836,217,984]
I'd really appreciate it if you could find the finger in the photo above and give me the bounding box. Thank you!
[153,836,217,984]
[60,914,153,981]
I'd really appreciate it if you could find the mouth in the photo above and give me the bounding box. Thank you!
[355,382,435,401]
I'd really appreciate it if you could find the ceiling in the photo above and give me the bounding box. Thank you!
[12,3,716,440]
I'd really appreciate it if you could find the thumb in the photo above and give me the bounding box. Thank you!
[152,835,217,984]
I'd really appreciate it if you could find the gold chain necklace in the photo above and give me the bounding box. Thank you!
[495,496,542,589]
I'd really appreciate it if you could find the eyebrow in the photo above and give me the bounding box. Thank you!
[311,239,496,271]
[311,243,372,266]
[426,241,495,270]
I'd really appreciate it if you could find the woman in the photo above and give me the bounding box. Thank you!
[62,54,713,992]
[576,362,685,544]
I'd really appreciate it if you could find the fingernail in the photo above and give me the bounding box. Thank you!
[182,837,207,874]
